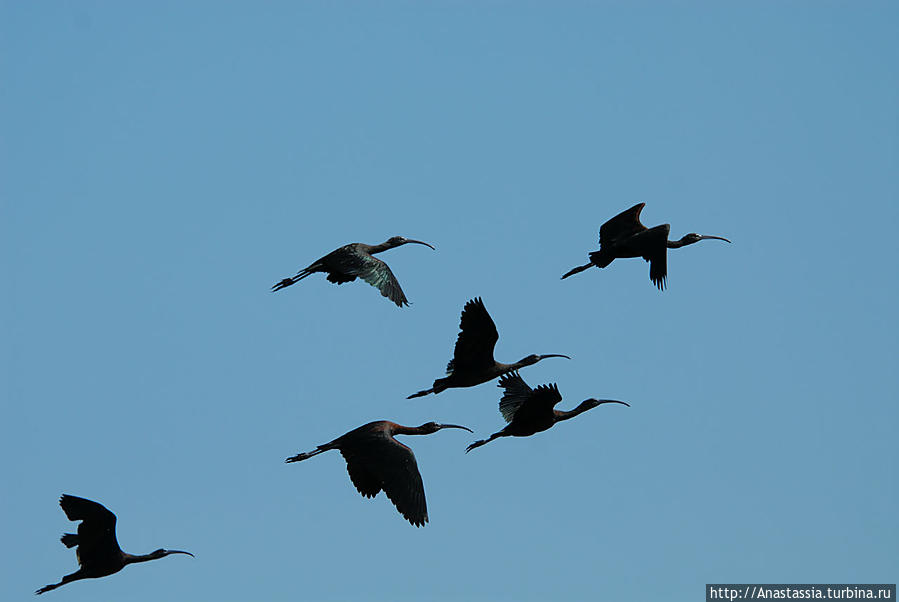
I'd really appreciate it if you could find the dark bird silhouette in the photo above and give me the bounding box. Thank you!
[466,371,629,452]
[407,297,570,398]
[272,236,435,307]
[285,420,472,527]
[561,203,731,290]
[36,495,193,595]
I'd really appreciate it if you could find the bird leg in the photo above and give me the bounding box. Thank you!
[285,447,327,463]
[561,262,593,279]
[36,570,86,595]
[271,268,315,292]
[407,387,435,399]
[407,377,450,399]
[271,277,297,292]
[465,432,504,453]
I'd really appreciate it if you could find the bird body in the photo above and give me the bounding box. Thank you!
[272,236,435,307]
[465,372,629,452]
[562,203,730,289]
[286,420,472,527]
[36,495,193,595]
[407,298,570,398]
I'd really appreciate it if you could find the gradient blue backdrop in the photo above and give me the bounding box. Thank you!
[3,2,896,601]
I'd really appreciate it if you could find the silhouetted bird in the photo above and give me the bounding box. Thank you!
[466,371,629,452]
[272,236,435,307]
[36,495,193,595]
[562,203,730,289]
[286,420,472,527]
[407,297,570,398]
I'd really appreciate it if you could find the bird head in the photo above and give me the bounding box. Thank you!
[151,548,194,559]
[518,353,571,367]
[418,422,473,434]
[388,236,436,250]
[578,398,631,411]
[681,233,732,246]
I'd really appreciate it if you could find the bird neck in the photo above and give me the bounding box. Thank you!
[553,403,593,423]
[390,424,425,436]
[365,240,398,254]
[508,358,537,372]
[496,362,517,374]
[666,236,692,249]
[122,552,159,565]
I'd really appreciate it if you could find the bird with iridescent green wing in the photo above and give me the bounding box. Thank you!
[272,236,435,307]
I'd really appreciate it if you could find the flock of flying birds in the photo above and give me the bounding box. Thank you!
[37,202,730,594]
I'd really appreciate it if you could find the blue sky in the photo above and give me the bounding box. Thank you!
[2,2,897,601]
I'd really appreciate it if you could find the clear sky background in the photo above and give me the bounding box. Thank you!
[2,2,897,601]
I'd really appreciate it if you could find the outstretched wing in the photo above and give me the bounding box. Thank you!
[340,438,428,527]
[447,297,498,376]
[329,246,409,307]
[632,224,670,290]
[340,449,384,499]
[498,371,534,422]
[59,495,122,565]
[599,203,647,248]
[60,495,117,525]
[376,439,428,527]
[356,258,408,306]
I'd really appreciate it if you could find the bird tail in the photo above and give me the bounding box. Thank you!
[271,268,314,292]
[561,262,593,279]
[60,533,78,548]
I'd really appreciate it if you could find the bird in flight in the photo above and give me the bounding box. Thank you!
[407,297,570,398]
[466,371,630,452]
[36,495,193,595]
[272,236,435,307]
[562,203,730,290]
[286,420,472,527]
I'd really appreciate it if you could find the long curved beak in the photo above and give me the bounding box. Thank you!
[538,354,572,360]
[437,423,474,433]
[699,235,731,243]
[405,238,436,250]
[597,400,630,407]
[165,550,195,557]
